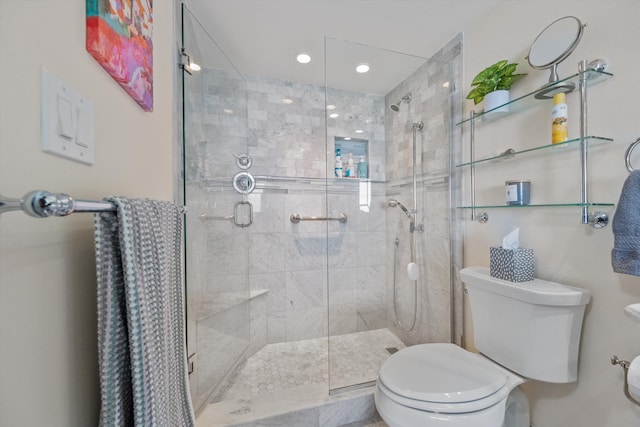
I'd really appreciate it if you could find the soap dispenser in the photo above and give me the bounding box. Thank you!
[357,156,368,178]
[346,153,355,178]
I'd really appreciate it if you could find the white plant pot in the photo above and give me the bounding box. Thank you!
[484,90,509,114]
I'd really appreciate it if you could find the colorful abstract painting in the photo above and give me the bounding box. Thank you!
[86,0,153,111]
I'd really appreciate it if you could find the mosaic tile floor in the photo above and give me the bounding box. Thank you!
[220,328,405,401]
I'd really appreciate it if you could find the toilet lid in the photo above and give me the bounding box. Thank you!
[377,343,507,404]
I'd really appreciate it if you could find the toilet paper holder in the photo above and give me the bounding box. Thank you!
[610,355,640,407]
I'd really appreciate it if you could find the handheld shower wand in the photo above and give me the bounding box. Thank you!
[387,198,419,280]
[387,199,412,220]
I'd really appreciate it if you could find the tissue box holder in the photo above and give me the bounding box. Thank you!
[490,247,535,282]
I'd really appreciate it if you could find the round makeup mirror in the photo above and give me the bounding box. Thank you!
[527,16,586,99]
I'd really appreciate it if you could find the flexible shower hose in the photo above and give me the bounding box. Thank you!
[392,236,417,332]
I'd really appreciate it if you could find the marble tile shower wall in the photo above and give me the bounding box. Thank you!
[196,72,388,345]
[325,87,386,181]
[244,183,388,344]
[198,71,386,180]
[199,69,248,180]
[384,35,463,346]
[246,77,325,178]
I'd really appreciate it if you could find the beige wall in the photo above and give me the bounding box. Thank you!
[0,0,175,425]
[462,1,640,425]
[3,0,640,426]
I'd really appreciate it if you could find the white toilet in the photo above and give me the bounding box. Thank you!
[375,266,591,427]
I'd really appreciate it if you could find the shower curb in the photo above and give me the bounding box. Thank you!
[197,386,377,427]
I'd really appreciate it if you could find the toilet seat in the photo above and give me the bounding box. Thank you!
[377,343,512,413]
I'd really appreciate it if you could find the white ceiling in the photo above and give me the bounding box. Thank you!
[183,0,503,94]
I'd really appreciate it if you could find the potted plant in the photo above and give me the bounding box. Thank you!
[466,60,526,113]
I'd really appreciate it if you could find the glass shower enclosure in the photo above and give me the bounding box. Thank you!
[180,6,252,412]
[178,3,460,419]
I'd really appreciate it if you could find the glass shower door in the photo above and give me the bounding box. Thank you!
[324,37,412,392]
[180,5,251,413]
[325,37,455,393]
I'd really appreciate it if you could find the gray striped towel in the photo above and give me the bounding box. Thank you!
[612,170,640,276]
[94,197,195,426]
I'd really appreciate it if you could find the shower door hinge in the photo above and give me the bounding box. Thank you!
[179,48,194,75]
[187,353,197,376]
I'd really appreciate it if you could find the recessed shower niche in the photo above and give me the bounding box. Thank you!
[335,137,368,179]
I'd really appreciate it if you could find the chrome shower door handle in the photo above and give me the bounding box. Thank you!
[234,201,253,228]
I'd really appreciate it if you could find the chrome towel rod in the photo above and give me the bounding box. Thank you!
[290,213,347,224]
[0,190,185,218]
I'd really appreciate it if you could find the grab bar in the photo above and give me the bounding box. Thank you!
[625,137,640,172]
[200,214,235,221]
[0,190,185,218]
[290,213,347,224]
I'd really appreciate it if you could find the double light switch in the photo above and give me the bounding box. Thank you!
[42,70,94,165]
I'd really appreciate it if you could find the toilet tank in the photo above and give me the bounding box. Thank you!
[460,266,590,383]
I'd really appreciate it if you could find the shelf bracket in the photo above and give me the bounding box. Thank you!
[579,59,608,229]
[469,110,478,221]
[579,59,589,226]
[468,110,489,223]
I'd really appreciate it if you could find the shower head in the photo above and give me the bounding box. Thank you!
[387,199,413,219]
[389,93,412,112]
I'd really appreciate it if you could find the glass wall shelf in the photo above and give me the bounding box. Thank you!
[455,69,613,126]
[458,202,614,209]
[456,136,613,167]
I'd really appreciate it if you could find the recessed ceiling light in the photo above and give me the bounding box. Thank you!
[283,98,293,104]
[223,108,234,114]
[326,104,336,110]
[356,64,370,73]
[442,81,450,88]
[344,137,352,140]
[296,53,311,64]
[355,129,364,134]
[329,113,339,118]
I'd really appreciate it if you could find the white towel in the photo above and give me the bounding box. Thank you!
[612,170,640,276]
[94,197,195,426]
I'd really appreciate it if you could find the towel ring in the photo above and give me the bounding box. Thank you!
[624,137,640,172]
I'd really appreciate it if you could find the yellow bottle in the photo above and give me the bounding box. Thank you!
[551,93,568,144]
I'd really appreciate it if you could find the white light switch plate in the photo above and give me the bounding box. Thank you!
[42,70,94,165]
